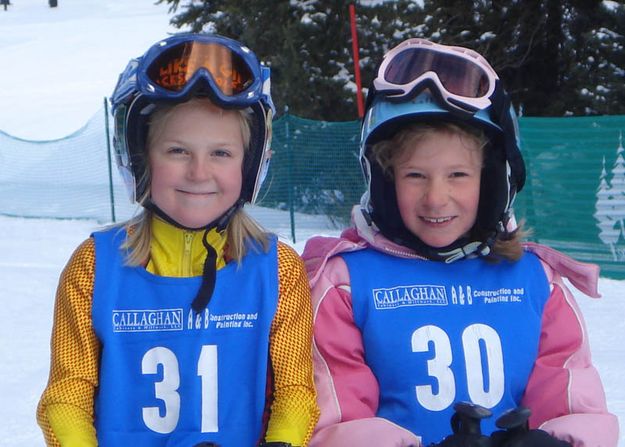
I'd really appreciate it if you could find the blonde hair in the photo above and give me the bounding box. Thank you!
[120,97,269,266]
[370,120,526,262]
[371,120,488,178]
[492,222,528,262]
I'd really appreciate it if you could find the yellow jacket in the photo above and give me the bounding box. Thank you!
[37,217,319,446]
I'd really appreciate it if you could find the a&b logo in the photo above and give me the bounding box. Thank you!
[451,285,473,305]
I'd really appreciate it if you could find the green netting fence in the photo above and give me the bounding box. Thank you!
[256,114,362,229]
[1,101,624,278]
[515,115,625,279]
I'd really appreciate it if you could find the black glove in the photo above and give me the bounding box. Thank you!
[429,433,491,447]
[490,429,572,447]
[428,402,493,447]
[489,406,572,447]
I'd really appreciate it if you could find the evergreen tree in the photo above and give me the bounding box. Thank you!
[158,0,359,119]
[566,1,625,115]
[355,0,427,92]
[157,0,625,118]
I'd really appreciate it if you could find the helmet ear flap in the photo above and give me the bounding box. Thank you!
[112,96,155,204]
[475,140,510,238]
[241,102,272,204]
[368,156,401,238]
[130,100,152,202]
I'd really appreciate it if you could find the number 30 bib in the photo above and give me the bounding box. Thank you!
[341,248,549,445]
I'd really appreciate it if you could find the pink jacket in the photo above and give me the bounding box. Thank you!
[302,210,619,447]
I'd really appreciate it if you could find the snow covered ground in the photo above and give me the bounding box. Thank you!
[0,0,176,140]
[0,0,622,445]
[0,214,623,446]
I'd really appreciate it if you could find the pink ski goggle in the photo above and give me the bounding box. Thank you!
[373,38,498,112]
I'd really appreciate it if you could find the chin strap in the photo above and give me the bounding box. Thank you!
[190,229,219,313]
[145,199,240,233]
[438,241,491,264]
[145,199,245,313]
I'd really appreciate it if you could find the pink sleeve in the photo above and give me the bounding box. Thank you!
[522,266,620,446]
[310,256,421,447]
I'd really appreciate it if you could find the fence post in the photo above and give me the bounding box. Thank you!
[284,107,296,242]
[104,97,116,223]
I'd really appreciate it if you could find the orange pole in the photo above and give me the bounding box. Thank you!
[349,3,364,118]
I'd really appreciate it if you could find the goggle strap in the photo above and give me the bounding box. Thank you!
[490,81,526,192]
[447,96,480,114]
[424,82,479,119]
[490,80,510,129]
[403,77,480,119]
[381,88,407,97]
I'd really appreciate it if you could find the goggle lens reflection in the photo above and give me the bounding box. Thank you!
[146,42,254,96]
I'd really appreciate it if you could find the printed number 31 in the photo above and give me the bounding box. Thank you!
[142,345,218,433]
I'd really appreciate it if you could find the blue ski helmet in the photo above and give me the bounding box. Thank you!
[360,50,525,262]
[110,33,274,207]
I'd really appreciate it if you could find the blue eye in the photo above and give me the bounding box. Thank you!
[168,147,187,155]
[213,149,231,157]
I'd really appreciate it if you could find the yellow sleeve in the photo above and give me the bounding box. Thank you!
[264,242,320,446]
[36,238,100,447]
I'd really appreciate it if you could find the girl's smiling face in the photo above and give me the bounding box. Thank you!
[392,130,483,248]
[148,100,245,229]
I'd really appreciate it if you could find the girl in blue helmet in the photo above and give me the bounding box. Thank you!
[302,38,618,447]
[37,33,318,447]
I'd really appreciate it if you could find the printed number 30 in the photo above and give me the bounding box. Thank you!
[141,345,218,433]
[411,324,504,411]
